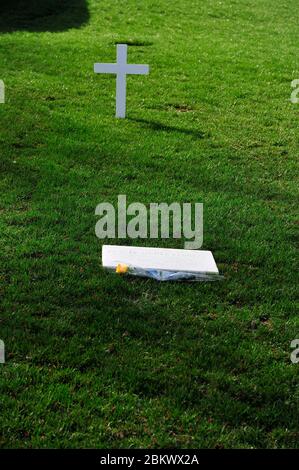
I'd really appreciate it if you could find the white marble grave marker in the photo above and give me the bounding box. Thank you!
[94,44,149,118]
[102,245,219,274]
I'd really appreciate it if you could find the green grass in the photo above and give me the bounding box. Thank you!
[0,0,298,449]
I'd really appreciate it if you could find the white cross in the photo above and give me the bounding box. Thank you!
[0,80,4,104]
[94,44,149,118]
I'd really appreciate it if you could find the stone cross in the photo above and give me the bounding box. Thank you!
[94,44,149,118]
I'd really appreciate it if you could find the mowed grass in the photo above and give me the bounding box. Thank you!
[0,0,298,449]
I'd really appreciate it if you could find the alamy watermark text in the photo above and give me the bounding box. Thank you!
[290,339,299,364]
[95,195,203,249]
[0,340,5,364]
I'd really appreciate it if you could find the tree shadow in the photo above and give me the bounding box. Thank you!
[129,117,207,139]
[0,0,89,33]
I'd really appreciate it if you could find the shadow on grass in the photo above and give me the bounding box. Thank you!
[129,117,207,139]
[0,0,89,33]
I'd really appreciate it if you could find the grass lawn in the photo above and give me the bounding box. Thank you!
[0,0,298,449]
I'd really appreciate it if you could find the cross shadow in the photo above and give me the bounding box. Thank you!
[129,117,207,139]
[0,0,89,33]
